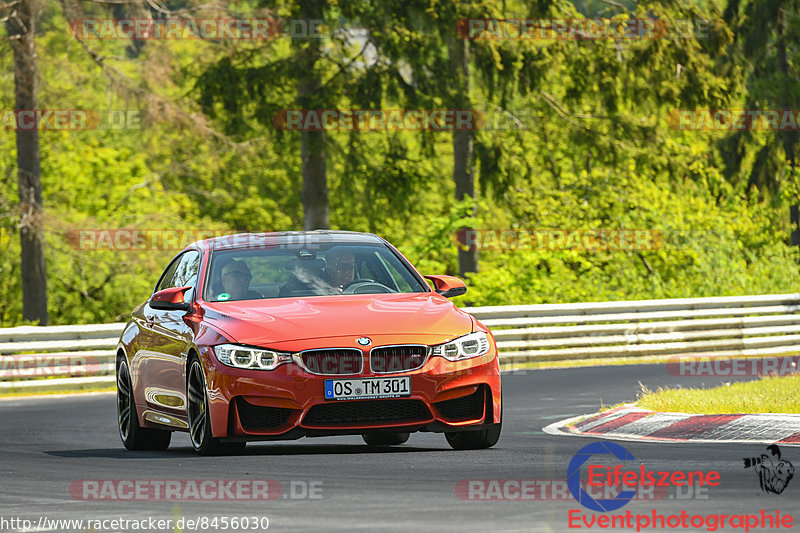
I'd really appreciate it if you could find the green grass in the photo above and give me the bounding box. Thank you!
[635,375,800,414]
[499,352,800,372]
[500,354,684,372]
[0,384,115,398]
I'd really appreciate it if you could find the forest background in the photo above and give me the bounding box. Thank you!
[1,0,799,326]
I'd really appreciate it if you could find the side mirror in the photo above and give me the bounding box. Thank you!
[150,286,192,312]
[424,275,467,298]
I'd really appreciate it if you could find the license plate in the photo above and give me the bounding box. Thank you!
[324,377,411,400]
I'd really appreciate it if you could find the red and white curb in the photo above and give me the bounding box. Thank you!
[543,404,800,447]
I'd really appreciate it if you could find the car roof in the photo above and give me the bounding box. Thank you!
[188,230,386,252]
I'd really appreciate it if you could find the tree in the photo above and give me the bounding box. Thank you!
[296,0,329,229]
[339,0,512,276]
[720,0,800,231]
[195,0,352,231]
[7,0,48,324]
[450,36,478,274]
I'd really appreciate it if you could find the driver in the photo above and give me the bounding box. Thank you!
[326,250,356,291]
[219,260,261,300]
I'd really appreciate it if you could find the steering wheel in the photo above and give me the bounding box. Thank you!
[342,279,394,294]
[342,278,374,290]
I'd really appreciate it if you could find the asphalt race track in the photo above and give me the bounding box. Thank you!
[0,364,796,532]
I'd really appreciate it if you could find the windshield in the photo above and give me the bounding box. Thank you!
[203,242,427,302]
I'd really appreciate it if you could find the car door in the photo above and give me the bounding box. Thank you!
[141,250,201,418]
[133,254,181,409]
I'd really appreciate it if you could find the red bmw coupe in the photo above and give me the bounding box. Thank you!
[116,231,501,454]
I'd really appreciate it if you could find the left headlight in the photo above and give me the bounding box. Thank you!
[213,344,293,370]
[430,332,491,361]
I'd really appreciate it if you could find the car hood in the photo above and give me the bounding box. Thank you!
[200,293,473,347]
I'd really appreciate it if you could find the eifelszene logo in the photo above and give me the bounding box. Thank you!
[567,441,721,512]
[743,445,795,494]
[567,441,637,512]
[566,442,797,530]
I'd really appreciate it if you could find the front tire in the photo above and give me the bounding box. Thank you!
[117,358,171,451]
[187,357,245,456]
[445,423,501,450]
[445,388,502,450]
[362,432,410,446]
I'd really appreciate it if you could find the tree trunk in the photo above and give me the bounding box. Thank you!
[451,37,478,275]
[300,125,329,230]
[296,0,329,231]
[8,0,48,325]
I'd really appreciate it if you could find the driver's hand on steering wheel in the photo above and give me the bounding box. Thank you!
[336,277,360,293]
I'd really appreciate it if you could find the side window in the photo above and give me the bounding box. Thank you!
[173,252,201,288]
[155,251,201,301]
[155,257,181,293]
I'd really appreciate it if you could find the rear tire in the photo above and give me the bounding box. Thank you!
[117,358,171,451]
[362,432,410,446]
[187,357,246,456]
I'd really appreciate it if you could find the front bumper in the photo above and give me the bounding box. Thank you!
[198,344,502,440]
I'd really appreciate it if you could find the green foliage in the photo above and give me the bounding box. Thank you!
[0,0,799,326]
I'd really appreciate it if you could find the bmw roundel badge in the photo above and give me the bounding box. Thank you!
[357,337,372,346]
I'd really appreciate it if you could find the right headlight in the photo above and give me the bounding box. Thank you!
[213,344,293,370]
[430,331,491,361]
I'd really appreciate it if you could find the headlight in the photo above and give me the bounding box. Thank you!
[430,332,491,361]
[213,344,293,370]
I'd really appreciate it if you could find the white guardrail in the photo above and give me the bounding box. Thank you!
[1,293,799,393]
